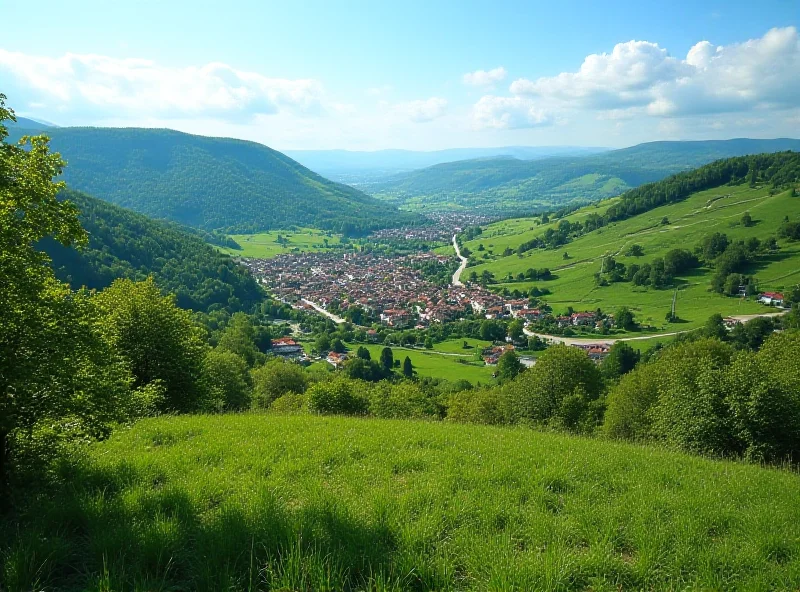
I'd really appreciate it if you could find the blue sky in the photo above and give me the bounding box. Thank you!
[2,0,799,150]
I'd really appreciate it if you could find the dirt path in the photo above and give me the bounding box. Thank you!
[300,299,346,324]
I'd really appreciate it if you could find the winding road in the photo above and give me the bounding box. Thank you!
[452,234,469,287]
[301,299,346,324]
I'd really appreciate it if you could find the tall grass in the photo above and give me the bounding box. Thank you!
[2,413,799,590]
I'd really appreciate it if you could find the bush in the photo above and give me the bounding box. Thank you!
[446,388,512,425]
[368,382,439,419]
[201,349,252,412]
[307,378,369,416]
[269,393,308,413]
[251,359,308,409]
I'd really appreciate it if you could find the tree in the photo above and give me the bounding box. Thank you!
[217,312,260,366]
[314,334,331,354]
[703,313,728,341]
[0,96,130,504]
[403,356,414,378]
[601,342,640,379]
[332,338,346,353]
[356,346,371,360]
[741,211,754,227]
[380,347,394,373]
[95,278,208,412]
[345,357,385,382]
[625,244,644,257]
[507,319,524,342]
[496,350,522,381]
[307,378,368,415]
[251,359,308,408]
[615,307,637,331]
[202,349,252,412]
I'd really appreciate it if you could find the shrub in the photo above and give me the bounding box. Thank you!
[446,388,512,425]
[307,378,369,416]
[251,359,308,409]
[201,349,252,412]
[270,393,308,413]
[368,382,439,419]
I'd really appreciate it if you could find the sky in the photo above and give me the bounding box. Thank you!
[1,0,799,150]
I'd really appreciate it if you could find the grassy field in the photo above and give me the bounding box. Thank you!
[456,185,800,331]
[4,414,800,591]
[218,228,352,258]
[347,342,495,385]
[430,337,492,355]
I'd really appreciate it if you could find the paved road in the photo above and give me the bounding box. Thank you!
[452,234,469,287]
[523,311,787,346]
[301,299,346,324]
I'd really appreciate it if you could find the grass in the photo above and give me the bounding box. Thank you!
[346,342,495,385]
[217,228,353,259]
[459,185,800,331]
[4,414,800,591]
[430,338,492,355]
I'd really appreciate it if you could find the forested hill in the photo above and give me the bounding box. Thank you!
[43,189,264,313]
[371,138,800,211]
[11,127,417,234]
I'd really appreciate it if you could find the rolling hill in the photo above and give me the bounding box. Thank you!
[44,189,264,314]
[8,126,418,234]
[374,138,800,212]
[450,152,800,331]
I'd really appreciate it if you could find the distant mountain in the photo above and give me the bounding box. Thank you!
[44,189,263,314]
[6,115,55,131]
[284,146,609,180]
[371,138,800,212]
[9,127,417,234]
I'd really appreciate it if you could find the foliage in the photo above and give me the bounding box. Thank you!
[43,189,263,314]
[447,389,513,425]
[366,382,440,419]
[402,356,414,378]
[601,342,640,379]
[94,278,208,413]
[307,378,369,416]
[251,359,308,409]
[201,349,252,412]
[496,350,522,381]
[216,312,262,366]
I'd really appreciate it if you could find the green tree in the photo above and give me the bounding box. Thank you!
[380,347,394,373]
[507,319,524,342]
[251,359,308,408]
[345,357,385,382]
[625,244,644,257]
[217,312,260,366]
[356,345,371,360]
[615,307,637,331]
[703,313,728,341]
[202,349,252,412]
[601,342,640,379]
[314,334,331,354]
[403,356,414,378]
[496,350,522,381]
[95,278,208,412]
[332,338,346,353]
[0,97,129,503]
[307,378,368,415]
[741,211,754,227]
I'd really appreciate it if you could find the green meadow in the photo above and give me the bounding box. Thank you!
[218,228,350,258]
[5,414,800,591]
[460,185,799,330]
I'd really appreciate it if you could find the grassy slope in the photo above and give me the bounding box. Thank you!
[218,229,350,259]
[6,414,800,590]
[458,185,800,331]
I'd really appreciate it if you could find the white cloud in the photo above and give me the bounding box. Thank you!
[462,67,507,87]
[0,50,325,120]
[391,97,448,123]
[471,95,552,129]
[511,27,800,117]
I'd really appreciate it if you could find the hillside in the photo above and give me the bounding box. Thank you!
[8,126,417,234]
[373,138,800,212]
[4,413,799,590]
[457,152,800,331]
[44,189,264,313]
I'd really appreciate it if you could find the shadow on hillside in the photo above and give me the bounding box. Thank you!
[1,458,427,591]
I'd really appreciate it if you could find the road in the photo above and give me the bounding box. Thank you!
[523,311,787,346]
[452,234,469,287]
[301,299,345,324]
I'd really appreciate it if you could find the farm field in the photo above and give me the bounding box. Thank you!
[217,228,352,258]
[460,185,799,331]
[5,414,800,591]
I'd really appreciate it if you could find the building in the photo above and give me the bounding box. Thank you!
[326,352,348,368]
[482,344,515,365]
[271,337,304,359]
[571,312,596,326]
[572,343,611,362]
[759,292,784,306]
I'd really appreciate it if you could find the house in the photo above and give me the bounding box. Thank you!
[571,312,596,326]
[572,343,611,362]
[271,337,304,358]
[326,352,348,368]
[515,308,542,321]
[723,317,741,330]
[366,329,380,342]
[482,344,515,365]
[380,309,413,328]
[759,292,784,306]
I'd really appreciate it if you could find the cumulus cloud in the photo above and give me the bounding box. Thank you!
[511,27,800,117]
[391,97,448,123]
[471,95,551,129]
[0,50,325,120]
[462,67,507,87]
